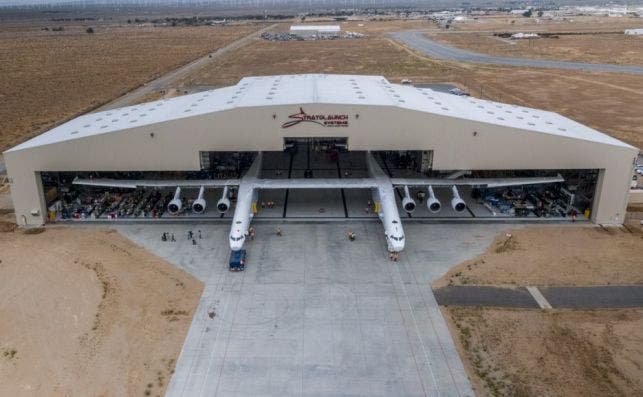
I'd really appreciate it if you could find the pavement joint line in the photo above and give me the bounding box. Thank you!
[392,261,441,396]
[527,286,553,309]
[402,258,469,396]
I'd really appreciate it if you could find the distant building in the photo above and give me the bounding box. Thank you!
[624,29,643,35]
[289,25,341,39]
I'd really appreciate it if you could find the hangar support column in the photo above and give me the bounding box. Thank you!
[5,164,47,226]
[592,160,636,225]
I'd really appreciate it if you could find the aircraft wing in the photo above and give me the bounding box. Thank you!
[72,174,563,190]
[72,178,240,189]
[252,178,379,189]
[391,175,564,188]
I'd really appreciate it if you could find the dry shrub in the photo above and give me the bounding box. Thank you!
[0,220,16,233]
[494,234,519,253]
[22,227,45,235]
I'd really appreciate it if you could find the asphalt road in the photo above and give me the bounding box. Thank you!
[542,286,643,309]
[434,286,539,308]
[390,31,643,75]
[434,285,643,309]
[98,23,278,111]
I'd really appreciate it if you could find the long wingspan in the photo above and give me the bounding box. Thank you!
[72,178,240,189]
[391,175,564,188]
[73,175,563,190]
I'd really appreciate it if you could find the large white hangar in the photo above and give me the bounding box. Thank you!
[3,74,638,252]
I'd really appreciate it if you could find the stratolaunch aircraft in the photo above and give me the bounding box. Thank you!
[73,152,563,253]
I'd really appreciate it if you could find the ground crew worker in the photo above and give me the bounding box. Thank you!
[417,190,426,204]
[248,226,255,240]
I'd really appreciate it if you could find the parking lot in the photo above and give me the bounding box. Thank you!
[117,221,509,397]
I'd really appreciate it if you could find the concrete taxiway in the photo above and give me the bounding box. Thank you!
[391,31,643,75]
[117,222,510,397]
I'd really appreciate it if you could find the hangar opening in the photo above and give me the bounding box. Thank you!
[39,146,598,222]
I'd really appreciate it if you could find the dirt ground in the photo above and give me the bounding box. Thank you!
[0,227,203,396]
[429,32,643,66]
[0,23,260,152]
[443,306,643,397]
[177,18,456,87]
[178,36,459,87]
[435,226,643,287]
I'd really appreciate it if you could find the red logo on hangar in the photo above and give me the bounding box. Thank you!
[281,107,349,128]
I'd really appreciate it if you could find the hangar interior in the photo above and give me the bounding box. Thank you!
[41,141,598,222]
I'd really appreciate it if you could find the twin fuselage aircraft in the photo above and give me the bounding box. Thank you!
[73,152,563,254]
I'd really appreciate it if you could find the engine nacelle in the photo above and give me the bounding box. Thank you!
[426,186,442,213]
[402,186,416,213]
[217,186,230,214]
[192,186,206,214]
[451,186,467,213]
[167,187,182,214]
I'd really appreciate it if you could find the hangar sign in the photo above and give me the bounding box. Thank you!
[282,107,349,128]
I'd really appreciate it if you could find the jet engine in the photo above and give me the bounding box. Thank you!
[167,187,182,214]
[217,186,230,214]
[426,186,442,213]
[451,186,467,213]
[192,186,207,214]
[401,186,416,213]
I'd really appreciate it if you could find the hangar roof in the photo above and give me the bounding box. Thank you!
[7,74,633,152]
